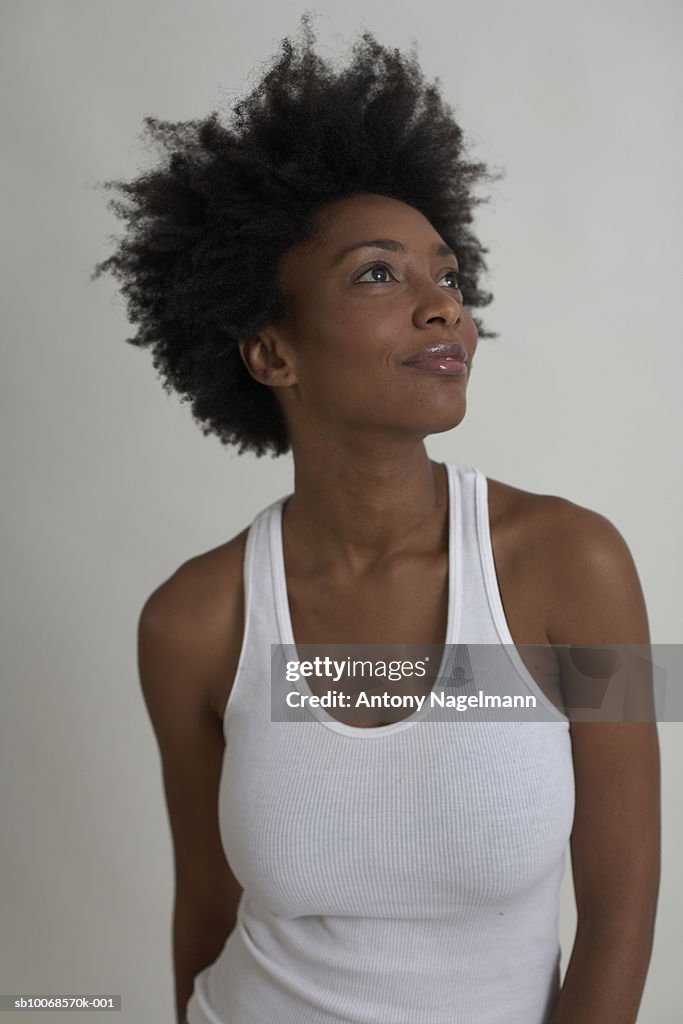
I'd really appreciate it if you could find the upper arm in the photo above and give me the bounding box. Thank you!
[137,555,244,919]
[543,502,660,928]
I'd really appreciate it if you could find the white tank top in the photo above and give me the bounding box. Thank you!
[186,462,575,1024]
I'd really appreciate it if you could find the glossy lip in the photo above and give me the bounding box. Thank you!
[403,357,468,377]
[402,341,468,366]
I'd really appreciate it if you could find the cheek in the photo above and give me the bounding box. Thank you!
[294,323,399,418]
[309,307,400,371]
[463,309,479,349]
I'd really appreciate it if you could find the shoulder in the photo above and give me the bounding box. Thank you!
[487,473,611,539]
[140,529,248,634]
[139,528,249,719]
[486,475,649,645]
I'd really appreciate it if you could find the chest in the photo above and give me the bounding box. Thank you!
[284,515,564,721]
[220,717,575,920]
[286,548,450,646]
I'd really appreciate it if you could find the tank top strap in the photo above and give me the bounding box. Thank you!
[445,462,490,639]
[243,498,287,636]
[220,497,292,738]
[446,462,478,574]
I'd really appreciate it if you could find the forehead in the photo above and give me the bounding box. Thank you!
[313,192,441,246]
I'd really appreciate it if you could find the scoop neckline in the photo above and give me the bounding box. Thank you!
[270,461,462,739]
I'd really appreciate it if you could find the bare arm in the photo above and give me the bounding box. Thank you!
[137,544,246,1024]
[543,503,661,1024]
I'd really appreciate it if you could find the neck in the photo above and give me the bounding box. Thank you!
[282,441,450,569]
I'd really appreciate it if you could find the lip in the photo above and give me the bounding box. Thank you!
[402,341,468,375]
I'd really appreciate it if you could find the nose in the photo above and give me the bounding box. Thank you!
[413,279,463,329]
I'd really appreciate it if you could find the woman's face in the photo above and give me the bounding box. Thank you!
[247,192,479,450]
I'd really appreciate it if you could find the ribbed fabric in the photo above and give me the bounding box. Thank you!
[186,463,575,1024]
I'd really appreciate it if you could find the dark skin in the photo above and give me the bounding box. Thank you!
[140,192,659,1023]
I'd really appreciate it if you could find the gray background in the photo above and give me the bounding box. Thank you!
[1,0,681,1020]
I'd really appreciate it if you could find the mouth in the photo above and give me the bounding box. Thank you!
[402,341,468,375]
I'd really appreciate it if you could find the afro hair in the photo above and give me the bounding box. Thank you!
[91,13,503,457]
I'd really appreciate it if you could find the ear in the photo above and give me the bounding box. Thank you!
[238,328,298,388]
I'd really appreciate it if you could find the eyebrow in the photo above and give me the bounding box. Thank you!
[331,238,458,267]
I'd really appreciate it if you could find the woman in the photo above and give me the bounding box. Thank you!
[93,17,660,1024]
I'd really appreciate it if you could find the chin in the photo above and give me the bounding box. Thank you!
[428,416,467,436]
[426,399,468,432]
[409,409,467,437]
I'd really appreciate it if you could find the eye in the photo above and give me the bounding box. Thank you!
[441,269,462,291]
[355,261,396,284]
[355,261,462,291]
